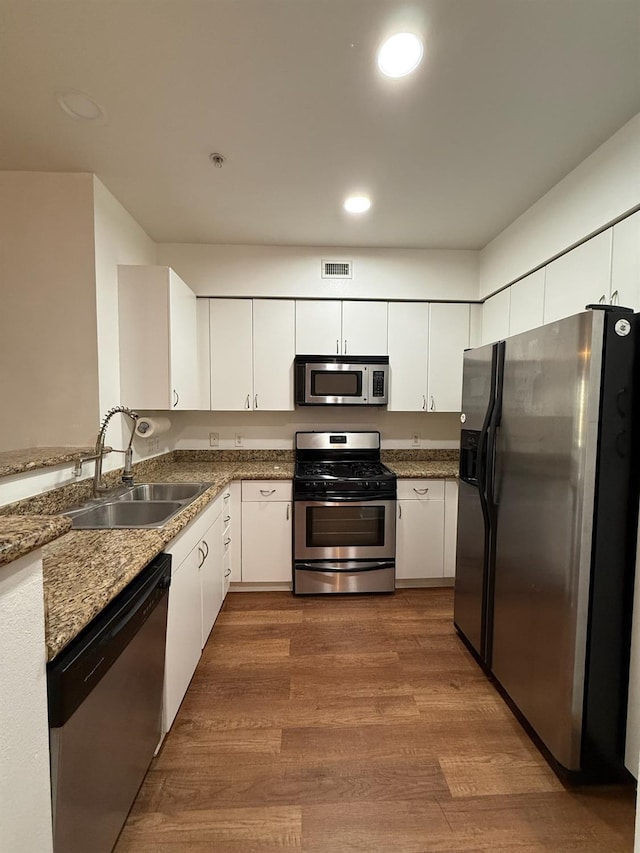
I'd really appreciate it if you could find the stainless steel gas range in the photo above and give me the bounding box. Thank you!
[293,431,397,594]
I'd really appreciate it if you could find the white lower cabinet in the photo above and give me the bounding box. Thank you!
[241,481,292,583]
[396,480,445,581]
[163,494,224,733]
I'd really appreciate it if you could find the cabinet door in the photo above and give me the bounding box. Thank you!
[210,299,253,410]
[163,546,202,731]
[481,289,510,345]
[428,303,469,412]
[201,511,224,647]
[387,302,428,412]
[168,270,199,409]
[241,501,292,583]
[611,211,640,312]
[396,499,445,580]
[341,301,388,355]
[443,480,459,578]
[253,299,295,411]
[508,269,545,336]
[543,230,612,324]
[295,300,342,355]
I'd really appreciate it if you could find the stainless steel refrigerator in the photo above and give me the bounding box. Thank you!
[454,306,638,780]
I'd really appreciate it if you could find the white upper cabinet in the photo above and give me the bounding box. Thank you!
[543,229,612,324]
[481,288,511,345]
[253,299,295,410]
[209,299,295,411]
[508,269,545,337]
[295,300,342,355]
[210,299,253,411]
[611,211,640,312]
[295,300,388,355]
[341,301,388,355]
[428,303,470,412]
[387,302,429,412]
[119,265,198,410]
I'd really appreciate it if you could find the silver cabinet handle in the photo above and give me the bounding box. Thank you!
[254,394,258,409]
[202,540,209,559]
[260,488,276,496]
[422,395,426,410]
[598,294,606,304]
[224,568,231,577]
[611,289,619,305]
[398,504,402,519]
[344,339,347,354]
[223,515,231,523]
[429,396,435,412]
[223,492,230,500]
[286,503,290,520]
[414,487,429,495]
[224,537,231,547]
[336,339,339,354]
[245,394,250,409]
[173,389,179,408]
[197,546,205,568]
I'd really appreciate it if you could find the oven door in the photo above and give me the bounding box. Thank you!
[294,499,396,561]
[303,362,367,405]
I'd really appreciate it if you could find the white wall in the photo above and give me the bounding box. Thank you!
[92,177,157,460]
[0,172,99,449]
[143,409,461,451]
[156,243,479,302]
[0,552,53,853]
[479,111,640,298]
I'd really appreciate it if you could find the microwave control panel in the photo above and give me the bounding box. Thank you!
[372,371,386,397]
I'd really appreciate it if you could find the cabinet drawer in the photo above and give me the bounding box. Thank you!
[397,479,444,501]
[242,480,292,502]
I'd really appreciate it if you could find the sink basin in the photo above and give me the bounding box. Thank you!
[69,500,184,529]
[116,483,206,502]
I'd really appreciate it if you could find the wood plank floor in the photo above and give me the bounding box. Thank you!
[115,589,636,852]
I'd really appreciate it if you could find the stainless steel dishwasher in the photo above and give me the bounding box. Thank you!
[47,553,171,853]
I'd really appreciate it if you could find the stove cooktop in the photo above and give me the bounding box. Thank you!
[295,461,394,481]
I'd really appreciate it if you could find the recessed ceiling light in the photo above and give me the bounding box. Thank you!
[56,90,107,123]
[344,196,372,214]
[376,33,423,78]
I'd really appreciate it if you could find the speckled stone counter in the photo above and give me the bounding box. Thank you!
[382,449,459,479]
[9,447,456,661]
[40,454,294,660]
[0,515,72,567]
[0,446,101,479]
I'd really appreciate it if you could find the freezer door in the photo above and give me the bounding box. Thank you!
[460,344,497,432]
[454,343,496,660]
[491,311,603,771]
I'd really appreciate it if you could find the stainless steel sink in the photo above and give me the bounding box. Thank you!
[115,483,206,502]
[64,482,213,529]
[69,500,184,529]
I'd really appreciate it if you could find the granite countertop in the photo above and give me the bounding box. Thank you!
[1,448,457,661]
[0,446,103,478]
[39,456,294,661]
[0,515,72,568]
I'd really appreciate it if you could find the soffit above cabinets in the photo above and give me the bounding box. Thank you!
[0,0,638,249]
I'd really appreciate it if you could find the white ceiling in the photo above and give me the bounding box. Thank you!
[1,0,639,249]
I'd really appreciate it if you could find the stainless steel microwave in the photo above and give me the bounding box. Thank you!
[294,355,389,406]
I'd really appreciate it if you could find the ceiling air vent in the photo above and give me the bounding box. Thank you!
[322,260,352,279]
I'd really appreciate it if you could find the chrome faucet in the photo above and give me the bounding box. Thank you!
[74,406,139,497]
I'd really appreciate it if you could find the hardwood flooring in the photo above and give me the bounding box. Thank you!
[114,589,636,852]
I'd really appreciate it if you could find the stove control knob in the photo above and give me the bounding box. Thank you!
[363,481,370,489]
[374,481,381,489]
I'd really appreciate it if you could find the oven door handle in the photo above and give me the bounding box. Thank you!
[295,561,395,573]
[295,494,396,502]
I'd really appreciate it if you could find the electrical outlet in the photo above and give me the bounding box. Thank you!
[235,434,243,447]
[209,432,219,447]
[412,433,420,447]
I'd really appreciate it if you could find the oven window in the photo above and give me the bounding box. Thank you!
[311,370,362,397]
[306,505,385,548]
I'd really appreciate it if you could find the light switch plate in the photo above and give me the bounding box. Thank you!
[209,432,219,447]
[235,434,243,447]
